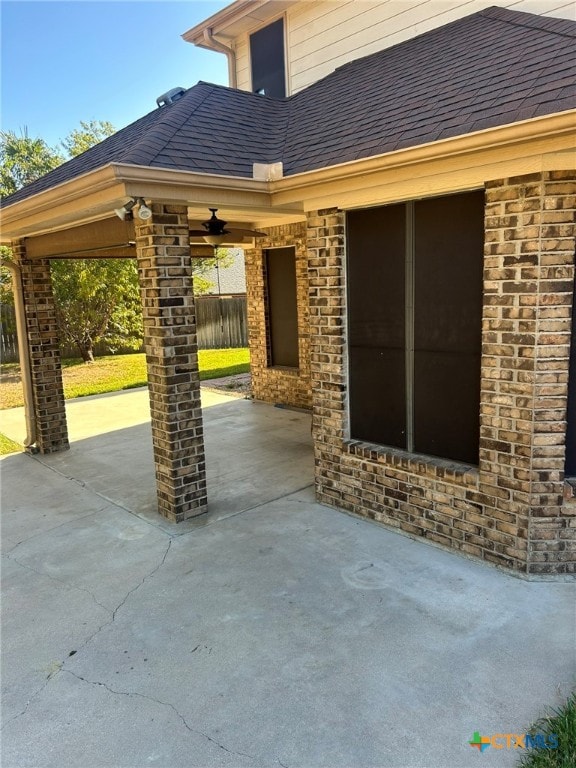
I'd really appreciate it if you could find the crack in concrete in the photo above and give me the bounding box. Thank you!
[68,538,173,661]
[0,670,62,730]
[111,538,172,621]
[2,539,174,731]
[62,669,256,762]
[2,507,104,557]
[4,551,112,614]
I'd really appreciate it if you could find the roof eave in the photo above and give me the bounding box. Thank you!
[182,0,263,46]
[271,110,576,199]
[182,0,299,47]
[0,163,277,243]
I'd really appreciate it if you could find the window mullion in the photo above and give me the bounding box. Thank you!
[405,202,415,453]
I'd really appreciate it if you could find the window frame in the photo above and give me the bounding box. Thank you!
[248,15,288,98]
[345,189,485,467]
[264,245,300,370]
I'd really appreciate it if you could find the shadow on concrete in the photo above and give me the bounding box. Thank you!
[33,398,314,532]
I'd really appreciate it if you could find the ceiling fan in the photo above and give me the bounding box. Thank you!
[190,208,267,246]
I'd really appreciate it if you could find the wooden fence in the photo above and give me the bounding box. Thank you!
[0,296,248,363]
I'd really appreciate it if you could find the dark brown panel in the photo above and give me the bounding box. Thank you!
[25,218,136,259]
[266,247,299,368]
[250,18,286,98]
[413,190,484,464]
[565,272,576,476]
[347,204,407,448]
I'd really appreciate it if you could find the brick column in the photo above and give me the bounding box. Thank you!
[135,203,207,521]
[13,241,69,454]
[306,208,347,494]
[484,171,576,574]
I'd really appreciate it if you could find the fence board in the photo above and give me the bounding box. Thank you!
[0,296,248,363]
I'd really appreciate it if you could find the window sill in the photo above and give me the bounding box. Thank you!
[345,439,479,485]
[267,365,300,374]
[563,478,576,502]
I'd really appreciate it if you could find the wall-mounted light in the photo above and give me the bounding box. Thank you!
[114,198,152,221]
[114,199,136,221]
[137,199,152,220]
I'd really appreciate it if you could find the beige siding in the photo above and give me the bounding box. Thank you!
[231,0,575,94]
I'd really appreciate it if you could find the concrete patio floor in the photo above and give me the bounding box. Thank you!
[1,389,575,768]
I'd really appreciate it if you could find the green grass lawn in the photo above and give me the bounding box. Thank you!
[518,692,575,768]
[0,432,22,455]
[0,349,250,409]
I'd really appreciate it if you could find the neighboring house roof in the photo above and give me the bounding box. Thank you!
[3,6,575,207]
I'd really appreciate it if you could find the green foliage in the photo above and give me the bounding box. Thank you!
[192,247,234,295]
[518,692,576,768]
[0,246,14,308]
[61,120,115,158]
[0,128,62,197]
[50,259,142,362]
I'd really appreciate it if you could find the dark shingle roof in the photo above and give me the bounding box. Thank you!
[3,6,575,206]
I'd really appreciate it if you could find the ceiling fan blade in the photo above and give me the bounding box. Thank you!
[228,228,267,238]
[189,229,231,236]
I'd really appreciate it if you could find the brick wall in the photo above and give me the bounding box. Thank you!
[308,173,576,576]
[245,221,312,409]
[135,203,207,521]
[13,241,69,454]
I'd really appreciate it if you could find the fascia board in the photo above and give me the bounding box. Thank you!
[270,110,576,201]
[182,0,264,45]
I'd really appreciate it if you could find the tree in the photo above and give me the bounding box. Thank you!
[192,248,234,295]
[0,128,62,197]
[61,120,115,158]
[51,258,142,363]
[1,120,231,363]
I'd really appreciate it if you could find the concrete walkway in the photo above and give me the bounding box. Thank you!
[1,390,575,768]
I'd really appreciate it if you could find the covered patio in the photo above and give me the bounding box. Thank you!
[2,9,575,574]
[0,386,314,528]
[2,387,575,767]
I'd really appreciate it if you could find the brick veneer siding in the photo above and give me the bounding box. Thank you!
[135,204,207,521]
[13,241,69,454]
[245,221,312,409]
[308,173,576,576]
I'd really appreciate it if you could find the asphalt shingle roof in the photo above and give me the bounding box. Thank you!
[3,6,575,206]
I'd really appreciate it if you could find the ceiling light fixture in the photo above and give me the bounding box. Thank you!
[189,208,266,248]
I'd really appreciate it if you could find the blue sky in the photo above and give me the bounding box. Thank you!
[1,1,231,149]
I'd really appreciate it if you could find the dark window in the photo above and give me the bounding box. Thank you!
[265,246,299,367]
[250,18,286,98]
[347,190,484,465]
[565,273,576,475]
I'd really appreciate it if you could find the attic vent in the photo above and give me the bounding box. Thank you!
[156,87,186,108]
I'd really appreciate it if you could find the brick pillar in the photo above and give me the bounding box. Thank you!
[306,208,347,495]
[135,203,207,521]
[13,241,69,454]
[482,171,575,574]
